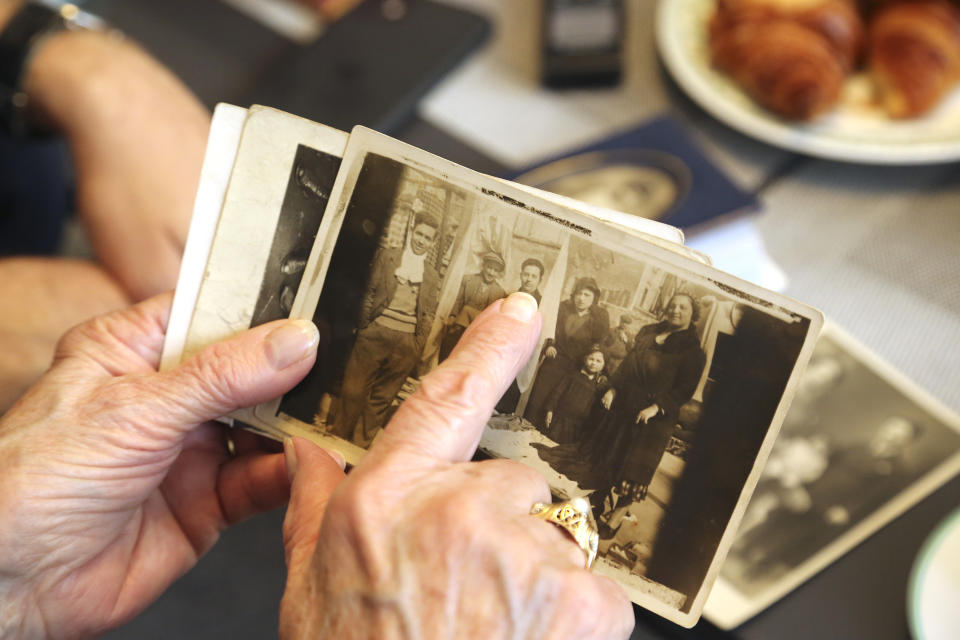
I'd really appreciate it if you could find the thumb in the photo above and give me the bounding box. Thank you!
[144,319,320,431]
[367,292,541,468]
[282,437,347,571]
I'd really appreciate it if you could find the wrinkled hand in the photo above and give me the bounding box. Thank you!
[25,31,211,300]
[0,294,345,637]
[279,293,634,639]
[601,388,615,410]
[636,404,660,425]
[545,345,558,359]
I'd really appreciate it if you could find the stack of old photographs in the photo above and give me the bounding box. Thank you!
[161,104,824,627]
[704,324,960,629]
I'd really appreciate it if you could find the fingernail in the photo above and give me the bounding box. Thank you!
[284,437,298,482]
[265,319,319,370]
[500,292,538,322]
[324,448,347,470]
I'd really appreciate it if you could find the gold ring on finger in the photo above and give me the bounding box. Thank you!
[530,497,599,569]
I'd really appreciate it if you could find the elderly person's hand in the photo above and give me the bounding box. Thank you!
[0,294,346,637]
[280,293,634,639]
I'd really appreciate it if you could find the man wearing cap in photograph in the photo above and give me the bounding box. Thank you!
[438,250,507,362]
[331,196,443,447]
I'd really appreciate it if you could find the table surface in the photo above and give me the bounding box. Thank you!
[97,1,960,638]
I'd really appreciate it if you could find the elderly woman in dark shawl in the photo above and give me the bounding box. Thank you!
[523,277,610,431]
[589,292,707,537]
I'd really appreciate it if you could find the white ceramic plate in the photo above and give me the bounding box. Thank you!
[908,509,960,640]
[655,0,960,165]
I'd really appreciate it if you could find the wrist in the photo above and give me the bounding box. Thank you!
[21,27,128,134]
[0,1,126,136]
[23,23,209,147]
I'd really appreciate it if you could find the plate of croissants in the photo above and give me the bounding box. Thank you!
[656,0,960,164]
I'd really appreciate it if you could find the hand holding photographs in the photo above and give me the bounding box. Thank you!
[164,105,823,627]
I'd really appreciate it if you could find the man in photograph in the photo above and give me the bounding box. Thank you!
[494,257,547,413]
[519,257,545,304]
[438,251,507,361]
[331,206,442,447]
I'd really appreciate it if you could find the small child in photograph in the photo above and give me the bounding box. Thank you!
[543,346,608,445]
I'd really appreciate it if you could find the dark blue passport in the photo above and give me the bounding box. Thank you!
[511,115,758,231]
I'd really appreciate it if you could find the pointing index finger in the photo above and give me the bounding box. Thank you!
[364,293,541,469]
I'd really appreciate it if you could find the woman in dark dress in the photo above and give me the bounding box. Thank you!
[523,277,610,431]
[588,293,706,536]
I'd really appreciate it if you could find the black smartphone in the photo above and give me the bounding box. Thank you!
[541,0,623,89]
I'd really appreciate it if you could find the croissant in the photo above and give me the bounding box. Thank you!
[710,0,866,119]
[868,0,960,117]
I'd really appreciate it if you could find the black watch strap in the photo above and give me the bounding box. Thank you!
[0,2,66,136]
[0,2,114,137]
[0,3,62,84]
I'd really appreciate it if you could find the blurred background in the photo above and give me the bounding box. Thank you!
[5,0,958,638]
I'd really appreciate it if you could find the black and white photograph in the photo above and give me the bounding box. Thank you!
[480,234,818,622]
[513,149,693,222]
[276,156,472,448]
[175,107,347,373]
[704,325,960,629]
[248,144,342,327]
[250,126,823,626]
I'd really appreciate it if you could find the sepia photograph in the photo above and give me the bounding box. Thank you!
[479,233,819,622]
[275,154,472,444]
[248,144,342,327]
[176,107,346,366]
[252,126,823,626]
[704,325,960,629]
[513,148,693,222]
